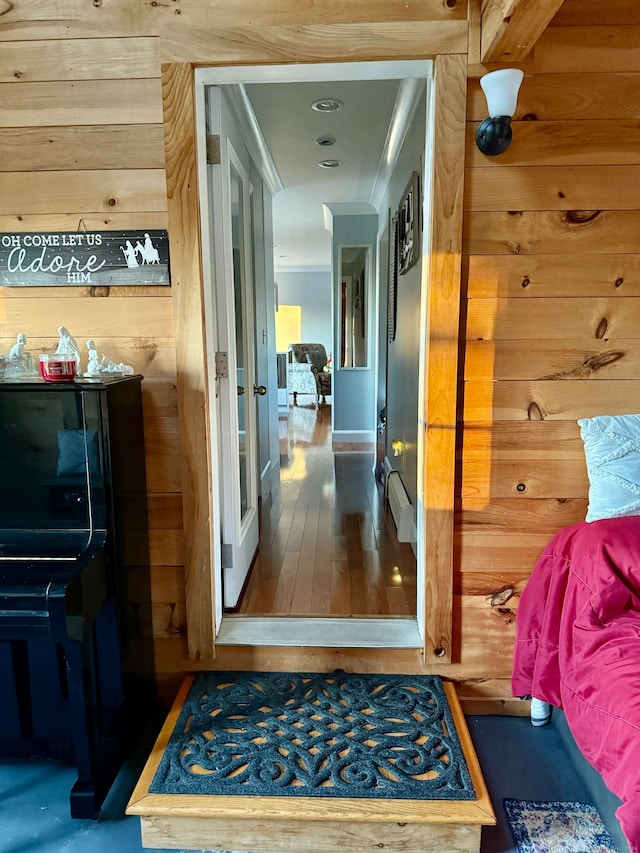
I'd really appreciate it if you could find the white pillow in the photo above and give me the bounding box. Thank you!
[578,414,640,522]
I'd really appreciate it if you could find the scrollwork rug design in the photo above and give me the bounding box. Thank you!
[504,799,617,852]
[150,671,475,800]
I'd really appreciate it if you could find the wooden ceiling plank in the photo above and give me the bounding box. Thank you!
[481,0,565,63]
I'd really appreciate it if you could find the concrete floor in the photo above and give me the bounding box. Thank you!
[0,711,629,853]
[468,712,629,853]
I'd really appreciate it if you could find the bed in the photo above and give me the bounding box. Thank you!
[512,413,640,853]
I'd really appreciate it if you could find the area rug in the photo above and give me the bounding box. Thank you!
[504,798,618,852]
[150,671,475,800]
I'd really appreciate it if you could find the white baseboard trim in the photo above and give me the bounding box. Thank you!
[332,429,376,451]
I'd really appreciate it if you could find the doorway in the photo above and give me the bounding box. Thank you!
[195,61,434,648]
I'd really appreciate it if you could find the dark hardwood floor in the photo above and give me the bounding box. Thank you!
[236,402,417,616]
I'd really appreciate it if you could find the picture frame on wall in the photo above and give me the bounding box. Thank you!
[397,171,420,275]
[388,211,398,343]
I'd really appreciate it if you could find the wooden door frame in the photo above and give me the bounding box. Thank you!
[162,52,466,666]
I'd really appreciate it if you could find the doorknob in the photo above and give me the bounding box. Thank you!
[253,384,267,396]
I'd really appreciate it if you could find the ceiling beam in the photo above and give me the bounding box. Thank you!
[481,0,565,63]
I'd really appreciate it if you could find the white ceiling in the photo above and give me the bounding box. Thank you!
[244,79,403,272]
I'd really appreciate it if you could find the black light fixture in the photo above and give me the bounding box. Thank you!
[475,69,524,156]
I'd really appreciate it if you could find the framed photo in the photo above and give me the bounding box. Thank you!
[397,171,420,275]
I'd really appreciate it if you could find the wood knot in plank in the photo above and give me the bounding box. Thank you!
[563,210,600,225]
[133,337,158,360]
[595,317,608,339]
[583,350,622,371]
[615,277,624,288]
[494,607,515,625]
[542,350,624,380]
[90,286,110,297]
[527,401,544,420]
[488,586,515,607]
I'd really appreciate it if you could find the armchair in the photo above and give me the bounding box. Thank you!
[288,343,332,406]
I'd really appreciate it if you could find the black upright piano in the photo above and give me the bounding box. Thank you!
[0,375,148,819]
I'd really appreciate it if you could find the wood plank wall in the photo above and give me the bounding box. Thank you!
[456,0,640,710]
[0,28,183,685]
[1,0,635,710]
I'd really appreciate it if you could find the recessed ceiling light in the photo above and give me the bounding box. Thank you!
[315,136,336,147]
[311,98,343,113]
[318,159,342,169]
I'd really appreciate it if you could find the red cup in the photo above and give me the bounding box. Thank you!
[39,353,77,382]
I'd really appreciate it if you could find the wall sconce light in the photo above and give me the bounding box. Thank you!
[476,68,524,156]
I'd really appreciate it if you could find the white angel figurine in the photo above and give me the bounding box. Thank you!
[56,326,82,373]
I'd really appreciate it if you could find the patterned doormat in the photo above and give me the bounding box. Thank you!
[504,798,618,852]
[150,671,476,801]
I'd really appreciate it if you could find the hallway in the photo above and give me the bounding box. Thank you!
[235,403,417,617]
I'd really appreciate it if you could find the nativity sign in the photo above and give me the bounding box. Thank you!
[0,229,170,286]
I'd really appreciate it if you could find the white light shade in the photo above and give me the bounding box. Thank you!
[479,69,524,118]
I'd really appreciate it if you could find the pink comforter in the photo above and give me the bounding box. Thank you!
[512,517,640,853]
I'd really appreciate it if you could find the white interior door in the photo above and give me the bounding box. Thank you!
[207,87,260,608]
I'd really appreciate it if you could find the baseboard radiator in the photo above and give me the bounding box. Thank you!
[386,469,412,542]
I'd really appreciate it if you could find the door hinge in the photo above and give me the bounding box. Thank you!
[221,544,233,568]
[215,351,228,378]
[206,134,221,165]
